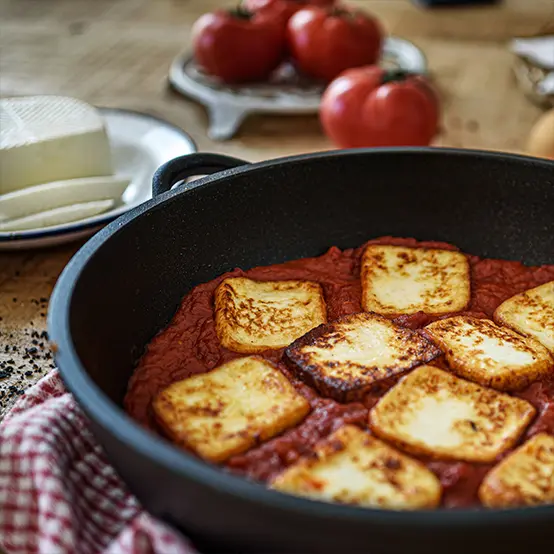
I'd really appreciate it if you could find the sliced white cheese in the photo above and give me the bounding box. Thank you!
[494,281,554,354]
[152,356,310,463]
[369,365,535,463]
[0,96,113,195]
[214,277,327,353]
[0,200,115,231]
[0,176,129,222]
[271,425,441,510]
[285,312,440,402]
[479,433,554,507]
[361,245,470,315]
[425,316,554,391]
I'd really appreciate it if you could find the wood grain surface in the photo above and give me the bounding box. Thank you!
[1,0,553,419]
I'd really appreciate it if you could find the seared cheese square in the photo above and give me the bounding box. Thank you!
[152,356,310,463]
[271,425,441,510]
[425,316,554,391]
[285,312,440,402]
[215,277,326,353]
[494,281,554,354]
[369,365,535,463]
[361,245,470,315]
[479,433,554,508]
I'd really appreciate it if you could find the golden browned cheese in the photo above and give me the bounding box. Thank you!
[271,425,442,510]
[152,356,310,463]
[361,245,471,315]
[285,312,441,402]
[369,366,536,463]
[425,315,554,391]
[214,277,327,353]
[494,280,554,354]
[479,433,554,508]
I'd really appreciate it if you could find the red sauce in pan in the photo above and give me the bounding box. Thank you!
[125,237,554,508]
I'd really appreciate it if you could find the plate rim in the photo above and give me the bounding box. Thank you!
[0,107,197,243]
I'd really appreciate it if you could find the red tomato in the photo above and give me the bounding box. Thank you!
[320,66,440,148]
[192,9,286,83]
[287,6,383,82]
[243,0,336,25]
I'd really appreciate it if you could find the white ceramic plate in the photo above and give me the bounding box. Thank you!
[0,108,197,250]
[169,37,428,140]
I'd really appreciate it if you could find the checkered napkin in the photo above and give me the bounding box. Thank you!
[0,370,197,554]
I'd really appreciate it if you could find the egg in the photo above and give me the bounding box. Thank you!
[527,108,554,160]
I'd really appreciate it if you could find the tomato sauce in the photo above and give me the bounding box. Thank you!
[125,237,554,508]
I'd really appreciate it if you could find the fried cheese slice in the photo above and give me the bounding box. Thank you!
[285,312,441,402]
[271,425,442,509]
[214,277,326,353]
[479,433,554,508]
[369,366,536,463]
[152,356,310,463]
[361,245,471,315]
[494,280,554,354]
[425,316,554,391]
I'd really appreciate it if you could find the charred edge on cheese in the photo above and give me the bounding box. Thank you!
[284,313,442,403]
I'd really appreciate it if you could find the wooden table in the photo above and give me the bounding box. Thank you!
[1,0,553,419]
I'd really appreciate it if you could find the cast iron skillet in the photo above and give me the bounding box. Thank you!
[48,148,554,554]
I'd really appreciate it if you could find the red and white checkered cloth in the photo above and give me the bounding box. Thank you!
[0,370,197,554]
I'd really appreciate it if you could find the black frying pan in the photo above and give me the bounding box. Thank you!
[48,148,554,554]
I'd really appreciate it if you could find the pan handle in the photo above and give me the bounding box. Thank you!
[152,153,250,197]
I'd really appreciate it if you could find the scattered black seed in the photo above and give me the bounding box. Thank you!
[32,340,38,345]
[12,297,17,302]
[40,297,48,303]
[40,313,46,317]
[25,371,33,377]
[40,331,48,339]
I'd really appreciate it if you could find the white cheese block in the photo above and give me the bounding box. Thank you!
[369,365,535,463]
[479,433,554,507]
[0,96,113,195]
[152,356,311,463]
[0,200,115,232]
[494,281,554,354]
[361,245,471,315]
[271,425,442,510]
[425,315,554,391]
[214,277,327,353]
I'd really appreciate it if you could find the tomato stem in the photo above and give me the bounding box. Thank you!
[382,69,413,84]
[330,7,355,19]
[231,6,253,20]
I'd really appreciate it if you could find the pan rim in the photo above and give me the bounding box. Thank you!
[48,147,554,528]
